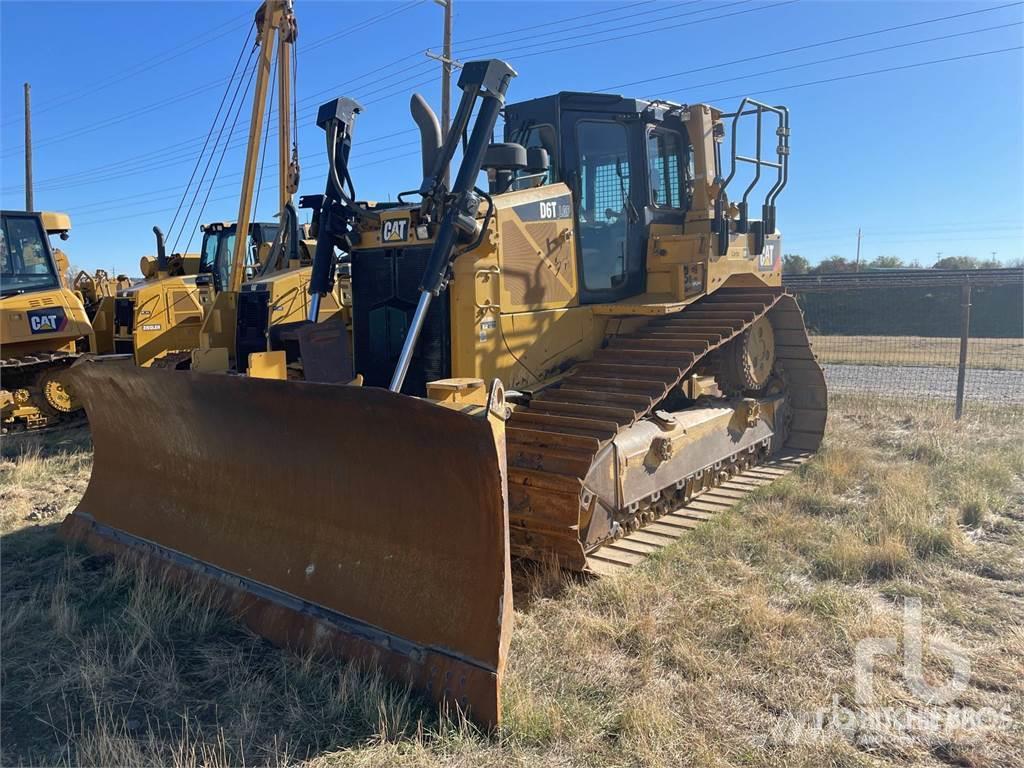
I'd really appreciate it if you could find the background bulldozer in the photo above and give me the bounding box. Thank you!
[90,220,281,365]
[63,58,825,724]
[1,210,94,432]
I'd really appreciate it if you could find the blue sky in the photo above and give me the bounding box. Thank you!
[2,0,1022,275]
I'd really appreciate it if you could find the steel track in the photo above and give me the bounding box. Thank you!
[505,288,827,571]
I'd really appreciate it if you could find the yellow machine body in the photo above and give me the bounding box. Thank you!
[1,210,94,431]
[62,58,825,725]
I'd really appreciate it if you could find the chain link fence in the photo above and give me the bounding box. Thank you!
[784,269,1024,416]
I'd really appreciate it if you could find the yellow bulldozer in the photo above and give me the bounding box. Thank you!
[1,210,94,432]
[62,59,826,724]
[90,220,281,365]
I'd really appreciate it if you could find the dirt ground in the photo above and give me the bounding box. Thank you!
[2,395,1022,767]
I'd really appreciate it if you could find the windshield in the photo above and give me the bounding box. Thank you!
[0,214,59,295]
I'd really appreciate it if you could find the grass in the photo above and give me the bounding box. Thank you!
[2,397,1023,767]
[809,335,1024,371]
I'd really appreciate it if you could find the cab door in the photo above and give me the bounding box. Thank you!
[562,116,647,304]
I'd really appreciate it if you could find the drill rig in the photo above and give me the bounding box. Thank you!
[62,59,825,724]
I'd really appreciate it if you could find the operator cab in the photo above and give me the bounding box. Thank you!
[0,211,61,297]
[197,221,279,291]
[502,93,694,304]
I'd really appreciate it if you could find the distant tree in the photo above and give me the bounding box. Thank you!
[782,253,809,274]
[1007,257,1024,268]
[810,255,854,274]
[931,255,1003,270]
[868,255,905,269]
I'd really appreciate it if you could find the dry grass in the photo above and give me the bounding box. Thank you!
[2,397,1023,767]
[809,335,1024,370]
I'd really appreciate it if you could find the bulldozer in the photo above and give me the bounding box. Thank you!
[90,220,281,364]
[61,58,826,724]
[1,210,94,432]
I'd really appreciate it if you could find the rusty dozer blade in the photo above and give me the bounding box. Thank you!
[60,358,513,726]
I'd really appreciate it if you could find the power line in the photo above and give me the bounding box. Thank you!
[0,2,433,160]
[448,0,656,47]
[480,0,797,62]
[636,22,1022,101]
[166,22,256,248]
[3,59,437,193]
[0,10,252,126]
[600,0,1023,93]
[697,44,1022,103]
[300,0,428,53]
[64,139,421,218]
[451,0,701,58]
[170,41,259,254]
[72,149,422,229]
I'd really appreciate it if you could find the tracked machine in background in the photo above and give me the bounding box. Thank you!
[90,221,280,364]
[91,0,345,370]
[72,269,132,320]
[1,210,94,432]
[62,59,825,723]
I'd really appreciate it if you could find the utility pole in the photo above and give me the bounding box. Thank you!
[24,82,33,211]
[441,0,452,141]
[854,227,861,272]
[426,0,458,185]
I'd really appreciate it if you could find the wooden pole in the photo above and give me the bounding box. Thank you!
[441,0,453,186]
[24,82,33,211]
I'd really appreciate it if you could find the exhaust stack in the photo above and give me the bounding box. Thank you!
[410,93,442,182]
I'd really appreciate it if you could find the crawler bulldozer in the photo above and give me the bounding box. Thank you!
[1,210,94,432]
[62,58,826,724]
[91,221,280,364]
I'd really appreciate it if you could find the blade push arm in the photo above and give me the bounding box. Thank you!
[304,97,363,323]
[389,59,516,393]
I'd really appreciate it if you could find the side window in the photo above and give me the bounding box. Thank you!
[200,232,218,274]
[575,120,633,293]
[578,121,631,225]
[646,129,685,209]
[1,216,57,289]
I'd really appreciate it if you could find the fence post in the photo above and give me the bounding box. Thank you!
[954,281,971,420]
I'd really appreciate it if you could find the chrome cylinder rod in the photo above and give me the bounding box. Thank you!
[389,291,433,392]
[307,292,321,323]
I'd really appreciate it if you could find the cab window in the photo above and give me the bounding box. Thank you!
[575,120,633,293]
[646,128,686,209]
[0,215,58,293]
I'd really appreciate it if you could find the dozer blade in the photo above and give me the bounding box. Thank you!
[60,358,513,726]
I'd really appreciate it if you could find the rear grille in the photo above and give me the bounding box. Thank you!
[351,246,450,395]
[235,289,270,372]
[114,297,134,333]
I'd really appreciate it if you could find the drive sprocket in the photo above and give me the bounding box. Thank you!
[715,316,775,396]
